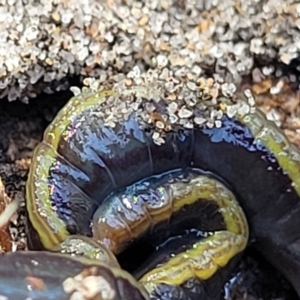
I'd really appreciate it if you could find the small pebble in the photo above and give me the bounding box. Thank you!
[0,0,299,102]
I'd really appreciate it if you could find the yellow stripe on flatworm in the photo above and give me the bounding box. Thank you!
[170,176,248,237]
[222,103,300,196]
[140,232,247,292]
[26,142,69,249]
[27,87,155,250]
[240,109,300,196]
[44,90,115,149]
[43,86,158,150]
[144,176,247,237]
[27,90,117,249]
[139,175,248,292]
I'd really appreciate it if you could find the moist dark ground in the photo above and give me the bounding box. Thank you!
[0,77,299,299]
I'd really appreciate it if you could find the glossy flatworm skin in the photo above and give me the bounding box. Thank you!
[23,86,300,298]
[0,251,149,300]
[93,168,248,298]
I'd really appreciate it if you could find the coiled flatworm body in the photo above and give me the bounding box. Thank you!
[4,76,300,299]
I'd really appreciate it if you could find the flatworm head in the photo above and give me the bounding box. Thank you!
[26,76,300,296]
